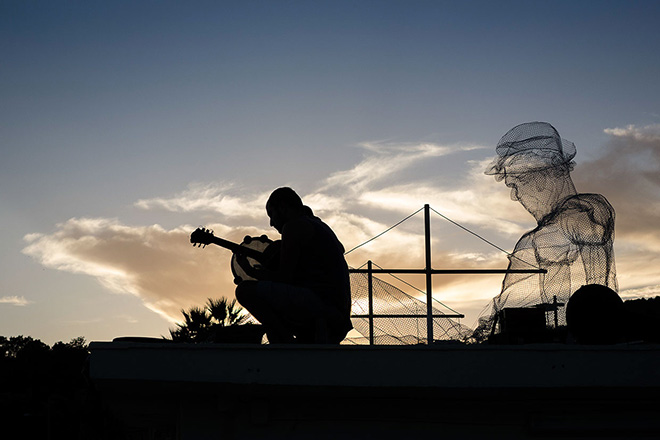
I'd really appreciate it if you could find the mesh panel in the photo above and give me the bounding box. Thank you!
[348,272,471,344]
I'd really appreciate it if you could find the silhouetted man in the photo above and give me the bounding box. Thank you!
[485,122,617,327]
[235,187,352,343]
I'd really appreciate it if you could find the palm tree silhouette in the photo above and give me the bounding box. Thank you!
[207,297,248,327]
[169,297,252,342]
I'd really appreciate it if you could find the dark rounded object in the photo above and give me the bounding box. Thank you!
[231,235,279,284]
[566,284,624,344]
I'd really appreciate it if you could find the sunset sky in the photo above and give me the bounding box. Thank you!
[2,0,660,344]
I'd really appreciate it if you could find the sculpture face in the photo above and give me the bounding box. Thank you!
[504,171,550,218]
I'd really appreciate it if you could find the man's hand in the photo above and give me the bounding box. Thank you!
[236,253,269,281]
[236,253,254,275]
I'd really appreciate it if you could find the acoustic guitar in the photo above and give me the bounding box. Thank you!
[190,228,281,283]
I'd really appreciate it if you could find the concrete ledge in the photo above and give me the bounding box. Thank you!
[88,342,660,439]
[89,342,660,389]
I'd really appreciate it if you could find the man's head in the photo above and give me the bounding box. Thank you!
[266,187,304,233]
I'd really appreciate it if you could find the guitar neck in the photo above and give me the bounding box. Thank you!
[210,236,266,261]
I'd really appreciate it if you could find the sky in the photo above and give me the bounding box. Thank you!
[2,0,660,345]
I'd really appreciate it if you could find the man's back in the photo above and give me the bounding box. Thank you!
[284,215,351,315]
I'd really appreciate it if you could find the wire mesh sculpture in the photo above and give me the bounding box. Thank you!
[348,271,472,344]
[476,122,617,338]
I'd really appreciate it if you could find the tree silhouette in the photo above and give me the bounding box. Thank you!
[169,297,249,342]
[1,334,50,359]
[0,335,90,438]
[623,296,660,342]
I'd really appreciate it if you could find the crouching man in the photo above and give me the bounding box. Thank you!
[235,187,352,344]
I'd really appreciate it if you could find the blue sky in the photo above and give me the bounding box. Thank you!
[2,0,660,344]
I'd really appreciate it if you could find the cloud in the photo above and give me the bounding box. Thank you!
[135,182,270,219]
[570,123,660,299]
[22,218,263,321]
[319,141,484,195]
[23,140,512,328]
[575,124,660,241]
[20,213,501,328]
[22,129,660,330]
[619,284,660,300]
[320,142,452,193]
[603,123,660,143]
[354,171,529,237]
[137,141,520,242]
[315,143,530,252]
[0,296,33,306]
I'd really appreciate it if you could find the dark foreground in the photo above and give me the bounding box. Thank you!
[87,341,660,439]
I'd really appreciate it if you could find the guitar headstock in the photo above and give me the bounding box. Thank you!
[190,227,214,247]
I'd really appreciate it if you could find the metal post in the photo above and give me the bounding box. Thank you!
[424,204,433,344]
[368,260,374,346]
[553,295,559,328]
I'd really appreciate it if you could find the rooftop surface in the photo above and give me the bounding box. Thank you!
[90,341,660,388]
[88,342,660,439]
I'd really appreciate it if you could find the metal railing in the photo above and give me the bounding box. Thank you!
[348,204,546,345]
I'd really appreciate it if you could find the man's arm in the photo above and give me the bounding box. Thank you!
[236,217,312,283]
[274,217,312,283]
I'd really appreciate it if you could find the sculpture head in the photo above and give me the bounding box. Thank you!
[487,122,577,220]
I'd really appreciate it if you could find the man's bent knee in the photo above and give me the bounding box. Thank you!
[235,280,258,307]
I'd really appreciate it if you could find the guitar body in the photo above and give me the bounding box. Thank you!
[230,235,281,284]
[190,228,281,285]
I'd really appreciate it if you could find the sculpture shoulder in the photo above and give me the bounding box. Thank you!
[558,193,615,224]
[561,193,613,209]
[556,193,615,244]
